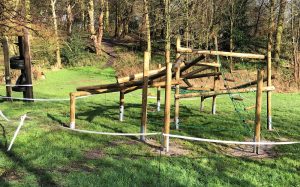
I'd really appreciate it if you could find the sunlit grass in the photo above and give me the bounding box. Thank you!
[0,66,299,186]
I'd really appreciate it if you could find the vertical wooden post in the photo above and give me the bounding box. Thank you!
[70,92,76,129]
[163,0,171,152]
[23,29,34,101]
[141,51,150,141]
[175,36,181,129]
[2,37,12,100]
[212,34,220,115]
[267,0,275,131]
[200,96,205,111]
[254,69,264,154]
[119,91,125,121]
[157,64,161,111]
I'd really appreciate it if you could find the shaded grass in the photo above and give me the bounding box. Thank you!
[0,66,299,186]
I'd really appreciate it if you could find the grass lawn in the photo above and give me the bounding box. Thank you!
[0,66,299,186]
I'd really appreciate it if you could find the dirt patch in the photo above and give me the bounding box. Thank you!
[84,149,105,160]
[57,162,94,173]
[0,169,23,181]
[108,140,139,147]
[146,138,191,156]
[222,138,281,159]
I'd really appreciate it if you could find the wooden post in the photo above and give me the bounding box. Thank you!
[175,36,181,129]
[119,91,125,121]
[267,47,272,130]
[200,96,205,111]
[23,29,34,101]
[212,34,220,115]
[70,92,76,129]
[267,0,275,131]
[2,36,12,100]
[140,51,150,141]
[163,0,171,152]
[254,69,264,154]
[157,64,161,111]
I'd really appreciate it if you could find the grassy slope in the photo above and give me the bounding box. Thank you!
[0,66,299,186]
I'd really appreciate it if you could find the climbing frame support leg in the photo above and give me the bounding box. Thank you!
[70,93,76,129]
[119,91,125,122]
[157,64,161,112]
[254,69,264,154]
[140,52,150,141]
[200,96,205,111]
[174,50,181,130]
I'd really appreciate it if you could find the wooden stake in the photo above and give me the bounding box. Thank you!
[1,36,12,100]
[157,64,161,111]
[70,92,76,129]
[175,37,181,129]
[141,51,150,141]
[119,91,125,121]
[254,69,264,154]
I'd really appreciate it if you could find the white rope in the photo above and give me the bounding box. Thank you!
[7,114,27,151]
[60,126,299,146]
[62,126,161,136]
[0,94,97,102]
[163,134,300,145]
[0,110,10,121]
[5,84,33,87]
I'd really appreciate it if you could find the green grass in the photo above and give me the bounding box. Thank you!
[0,66,299,186]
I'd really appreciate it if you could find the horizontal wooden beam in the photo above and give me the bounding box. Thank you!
[117,67,166,83]
[197,62,221,68]
[186,72,222,79]
[175,86,275,99]
[182,67,210,78]
[231,75,275,89]
[178,47,266,60]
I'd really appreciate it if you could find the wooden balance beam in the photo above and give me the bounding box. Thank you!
[177,47,266,60]
[175,86,275,99]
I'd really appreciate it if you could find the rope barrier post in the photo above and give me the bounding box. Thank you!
[70,92,76,129]
[7,114,27,151]
[175,36,181,130]
[119,91,125,122]
[157,64,161,112]
[140,51,150,141]
[1,36,12,101]
[254,69,264,154]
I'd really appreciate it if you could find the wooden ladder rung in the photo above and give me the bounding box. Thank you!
[244,105,255,111]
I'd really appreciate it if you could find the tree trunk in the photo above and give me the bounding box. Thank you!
[274,0,287,66]
[51,0,62,68]
[66,3,74,36]
[105,0,109,31]
[88,0,95,35]
[95,0,104,55]
[229,0,234,72]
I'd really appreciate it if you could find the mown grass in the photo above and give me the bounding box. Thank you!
[0,66,299,186]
